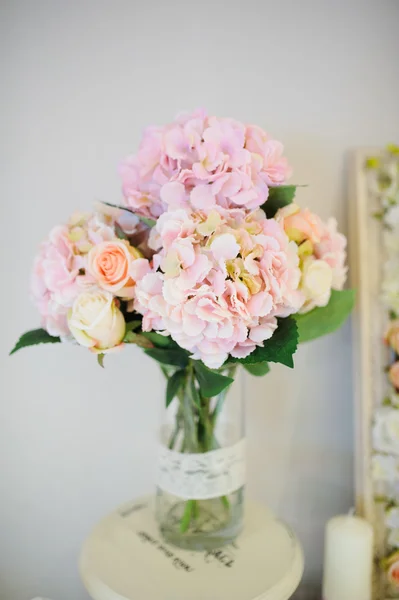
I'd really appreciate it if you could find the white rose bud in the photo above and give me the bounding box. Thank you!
[299,257,333,314]
[68,290,126,351]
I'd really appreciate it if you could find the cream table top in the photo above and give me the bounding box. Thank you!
[79,497,304,600]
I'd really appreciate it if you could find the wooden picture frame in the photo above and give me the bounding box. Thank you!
[350,146,399,599]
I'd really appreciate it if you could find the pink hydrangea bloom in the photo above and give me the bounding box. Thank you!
[31,224,89,337]
[134,207,301,368]
[30,210,144,337]
[119,110,291,219]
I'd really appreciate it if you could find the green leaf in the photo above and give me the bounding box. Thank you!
[294,289,355,343]
[189,373,202,409]
[124,320,141,334]
[145,347,190,368]
[262,185,297,218]
[137,215,157,228]
[230,317,298,368]
[10,328,61,355]
[101,202,156,228]
[124,332,154,348]
[243,362,270,376]
[97,353,105,368]
[141,331,175,348]
[193,361,234,397]
[102,201,134,214]
[114,223,128,240]
[166,369,186,407]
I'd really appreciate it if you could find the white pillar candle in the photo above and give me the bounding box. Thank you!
[323,514,373,600]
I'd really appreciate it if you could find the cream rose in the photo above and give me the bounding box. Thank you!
[299,257,333,313]
[87,240,141,297]
[68,290,125,351]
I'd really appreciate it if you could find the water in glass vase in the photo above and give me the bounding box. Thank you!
[155,363,245,551]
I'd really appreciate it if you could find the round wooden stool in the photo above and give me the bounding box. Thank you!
[80,497,304,600]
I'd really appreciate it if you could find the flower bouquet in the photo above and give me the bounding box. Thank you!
[11,110,354,550]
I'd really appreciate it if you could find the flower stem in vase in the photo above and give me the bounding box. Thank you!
[180,499,198,533]
[156,362,244,550]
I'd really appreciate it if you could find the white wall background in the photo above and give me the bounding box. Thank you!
[1,1,399,599]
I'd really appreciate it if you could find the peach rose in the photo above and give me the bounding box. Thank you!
[277,204,324,245]
[389,362,399,389]
[87,240,141,297]
[386,320,399,355]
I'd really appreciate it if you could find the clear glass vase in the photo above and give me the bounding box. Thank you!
[155,362,245,551]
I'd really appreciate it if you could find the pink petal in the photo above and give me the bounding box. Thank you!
[249,320,277,343]
[177,254,211,289]
[160,182,187,208]
[220,172,242,197]
[140,272,163,295]
[175,239,196,268]
[218,321,234,338]
[211,174,230,195]
[190,185,216,209]
[207,269,226,296]
[163,128,187,159]
[230,189,258,206]
[130,258,151,282]
[182,313,206,336]
[201,352,228,369]
[203,300,229,322]
[247,291,273,317]
[211,234,240,261]
[162,279,187,305]
[230,341,256,359]
[205,321,221,339]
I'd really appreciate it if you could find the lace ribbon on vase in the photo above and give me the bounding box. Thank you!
[157,439,246,500]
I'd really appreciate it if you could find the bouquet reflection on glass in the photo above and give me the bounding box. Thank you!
[11,110,354,550]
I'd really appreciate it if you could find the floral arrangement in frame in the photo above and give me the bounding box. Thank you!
[351,144,399,598]
[10,110,354,552]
